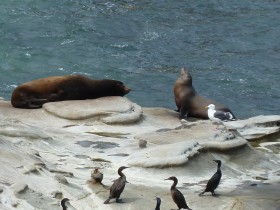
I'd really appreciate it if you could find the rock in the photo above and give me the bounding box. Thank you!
[23,165,38,174]
[138,139,147,148]
[13,183,28,194]
[224,115,280,140]
[127,141,200,168]
[54,174,68,184]
[50,191,63,199]
[1,99,280,210]
[43,96,142,124]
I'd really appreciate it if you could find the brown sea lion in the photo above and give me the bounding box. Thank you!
[11,75,131,109]
[174,68,235,119]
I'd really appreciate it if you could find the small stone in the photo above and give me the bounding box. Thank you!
[138,139,147,148]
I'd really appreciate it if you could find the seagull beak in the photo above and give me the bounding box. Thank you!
[205,106,208,109]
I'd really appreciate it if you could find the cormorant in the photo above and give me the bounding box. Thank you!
[206,104,235,129]
[165,176,192,210]
[91,168,103,183]
[199,159,222,196]
[104,166,129,204]
[155,197,161,210]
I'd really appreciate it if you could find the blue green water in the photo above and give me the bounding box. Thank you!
[1,1,280,119]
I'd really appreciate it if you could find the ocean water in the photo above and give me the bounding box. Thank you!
[1,0,280,119]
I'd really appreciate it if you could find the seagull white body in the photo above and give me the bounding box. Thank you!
[206,104,235,129]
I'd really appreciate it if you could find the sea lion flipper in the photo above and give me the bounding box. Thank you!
[179,104,189,119]
[47,89,65,102]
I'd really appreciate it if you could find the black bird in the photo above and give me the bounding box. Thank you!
[104,166,129,204]
[61,198,69,210]
[199,160,222,196]
[165,176,192,210]
[155,197,161,210]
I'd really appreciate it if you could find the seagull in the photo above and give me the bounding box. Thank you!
[206,104,235,129]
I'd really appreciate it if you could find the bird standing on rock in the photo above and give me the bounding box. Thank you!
[199,160,222,196]
[165,176,192,210]
[206,104,235,129]
[104,166,129,204]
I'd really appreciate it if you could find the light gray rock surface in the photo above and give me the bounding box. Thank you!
[0,98,280,210]
[224,115,280,140]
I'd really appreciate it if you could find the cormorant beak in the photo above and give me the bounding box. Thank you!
[164,178,170,180]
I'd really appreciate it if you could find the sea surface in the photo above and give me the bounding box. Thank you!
[1,0,280,119]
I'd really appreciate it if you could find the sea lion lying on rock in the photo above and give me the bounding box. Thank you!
[174,68,235,119]
[11,75,131,109]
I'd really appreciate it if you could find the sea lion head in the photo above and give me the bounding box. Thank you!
[105,80,131,96]
[178,68,192,86]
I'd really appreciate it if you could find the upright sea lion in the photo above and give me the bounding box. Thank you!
[11,75,131,109]
[174,68,235,119]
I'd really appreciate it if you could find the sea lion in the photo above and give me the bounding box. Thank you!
[174,68,235,119]
[11,75,131,109]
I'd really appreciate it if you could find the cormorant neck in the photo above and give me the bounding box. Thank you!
[217,165,221,174]
[118,169,125,177]
[171,179,178,190]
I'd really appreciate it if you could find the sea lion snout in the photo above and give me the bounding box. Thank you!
[124,87,131,94]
